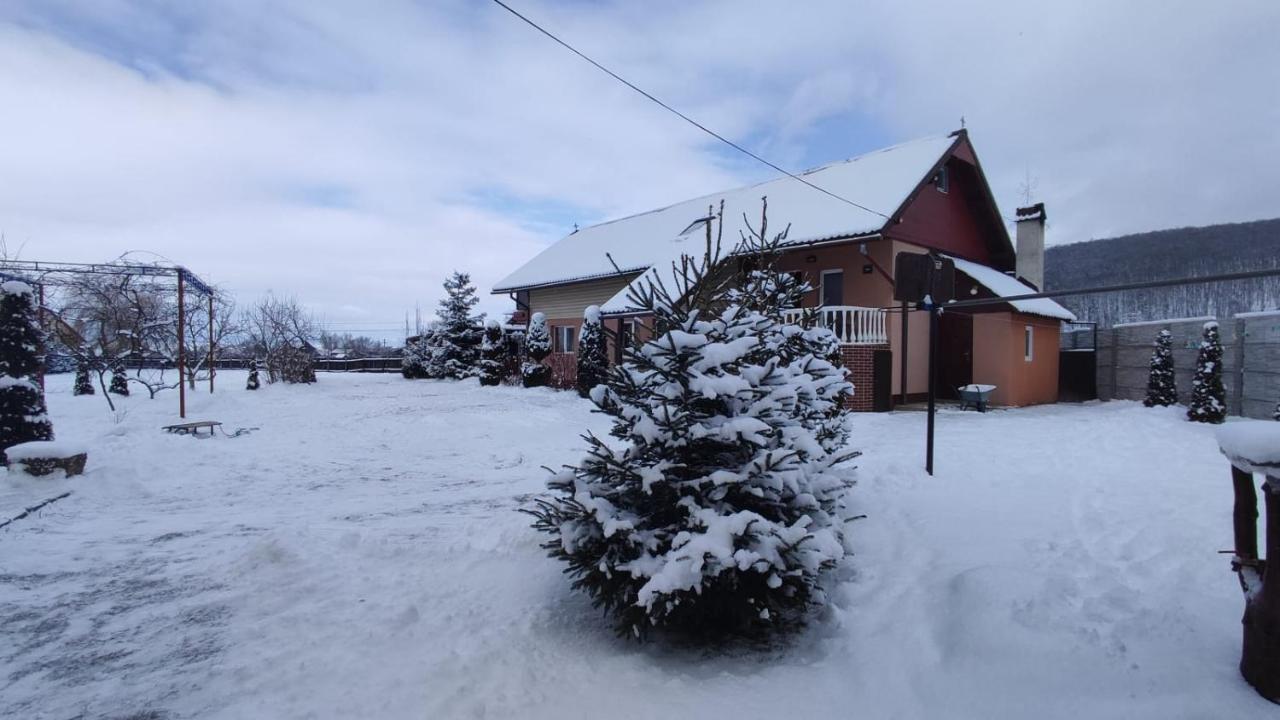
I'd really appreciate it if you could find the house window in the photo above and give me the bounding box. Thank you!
[555,326,576,353]
[934,166,949,193]
[1024,325,1034,362]
[616,320,634,364]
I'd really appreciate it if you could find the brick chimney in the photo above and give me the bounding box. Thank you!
[1014,203,1046,291]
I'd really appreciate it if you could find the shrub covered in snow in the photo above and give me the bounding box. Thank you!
[246,359,261,390]
[526,204,857,639]
[522,313,551,388]
[477,320,506,387]
[109,362,130,396]
[575,305,608,398]
[434,271,484,380]
[1187,321,1226,424]
[1142,329,1177,407]
[1,280,54,463]
[73,360,95,396]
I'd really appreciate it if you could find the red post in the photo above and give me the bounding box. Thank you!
[37,283,46,392]
[177,271,186,419]
[207,294,215,394]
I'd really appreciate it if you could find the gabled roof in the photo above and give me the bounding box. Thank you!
[493,133,963,294]
[947,255,1076,321]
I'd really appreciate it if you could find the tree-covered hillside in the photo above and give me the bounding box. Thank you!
[1044,218,1280,327]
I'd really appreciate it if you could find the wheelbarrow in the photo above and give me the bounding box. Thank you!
[957,384,996,412]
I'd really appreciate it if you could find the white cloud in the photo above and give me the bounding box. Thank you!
[2,0,1277,339]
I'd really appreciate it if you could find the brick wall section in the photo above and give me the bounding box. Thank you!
[840,344,887,412]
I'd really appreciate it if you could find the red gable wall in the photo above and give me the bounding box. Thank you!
[883,136,1013,271]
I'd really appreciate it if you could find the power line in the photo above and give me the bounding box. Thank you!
[489,0,891,221]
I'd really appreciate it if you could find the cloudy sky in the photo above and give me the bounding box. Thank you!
[2,0,1277,339]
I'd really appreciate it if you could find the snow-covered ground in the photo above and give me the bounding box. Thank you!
[1,372,1273,719]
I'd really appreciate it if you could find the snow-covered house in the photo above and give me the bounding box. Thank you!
[492,129,1074,409]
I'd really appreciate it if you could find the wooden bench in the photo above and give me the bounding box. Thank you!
[162,421,223,437]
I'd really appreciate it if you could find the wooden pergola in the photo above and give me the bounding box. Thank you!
[0,259,217,419]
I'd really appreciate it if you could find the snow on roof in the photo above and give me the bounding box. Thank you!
[493,134,959,293]
[946,256,1076,321]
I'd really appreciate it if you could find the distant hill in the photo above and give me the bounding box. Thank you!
[1044,217,1280,327]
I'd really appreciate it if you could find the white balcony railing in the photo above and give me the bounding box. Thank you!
[780,305,888,346]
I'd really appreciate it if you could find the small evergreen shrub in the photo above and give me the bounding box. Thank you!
[109,362,130,396]
[576,305,608,398]
[246,359,261,390]
[1,281,54,463]
[522,312,551,388]
[478,320,506,386]
[1142,329,1177,407]
[1187,321,1226,424]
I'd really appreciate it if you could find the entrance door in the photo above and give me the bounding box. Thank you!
[821,270,844,307]
[936,312,973,399]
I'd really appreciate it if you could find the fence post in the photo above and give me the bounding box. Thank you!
[1233,318,1246,417]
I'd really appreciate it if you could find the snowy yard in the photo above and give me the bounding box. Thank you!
[1,372,1274,719]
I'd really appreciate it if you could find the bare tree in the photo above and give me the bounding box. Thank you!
[240,294,318,383]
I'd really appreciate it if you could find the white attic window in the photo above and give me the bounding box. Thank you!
[934,166,949,193]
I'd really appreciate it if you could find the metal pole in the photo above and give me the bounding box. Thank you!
[899,300,909,406]
[177,271,186,419]
[208,294,215,394]
[926,300,937,476]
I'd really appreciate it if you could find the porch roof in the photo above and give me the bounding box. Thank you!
[946,255,1076,321]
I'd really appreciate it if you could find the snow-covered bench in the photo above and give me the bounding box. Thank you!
[4,441,89,478]
[1217,421,1280,703]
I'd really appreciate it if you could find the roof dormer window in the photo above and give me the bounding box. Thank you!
[934,166,949,193]
[678,216,712,237]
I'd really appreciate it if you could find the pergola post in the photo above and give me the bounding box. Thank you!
[177,271,186,419]
[208,294,215,393]
[37,282,46,392]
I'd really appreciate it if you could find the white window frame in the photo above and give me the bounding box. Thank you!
[820,269,844,308]
[935,165,950,193]
[556,325,575,354]
[1024,325,1034,362]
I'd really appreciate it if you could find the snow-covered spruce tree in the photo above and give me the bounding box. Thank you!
[400,335,427,379]
[522,312,551,388]
[277,345,316,384]
[1142,329,1177,407]
[435,271,484,380]
[109,362,130,396]
[1,280,54,463]
[477,320,506,387]
[246,359,261,390]
[1187,321,1226,424]
[576,305,608,398]
[73,359,95,396]
[525,201,857,639]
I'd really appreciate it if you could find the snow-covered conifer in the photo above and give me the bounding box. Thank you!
[1142,329,1177,407]
[73,360,95,396]
[522,312,551,388]
[526,202,857,639]
[478,320,506,387]
[1187,321,1226,424]
[246,359,261,390]
[401,335,428,379]
[1,280,54,462]
[575,305,608,398]
[435,271,484,380]
[277,345,316,384]
[109,362,130,396]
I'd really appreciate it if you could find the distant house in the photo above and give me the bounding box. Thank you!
[492,129,1074,409]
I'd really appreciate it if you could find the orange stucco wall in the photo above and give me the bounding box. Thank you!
[972,312,1060,406]
[774,239,896,310]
